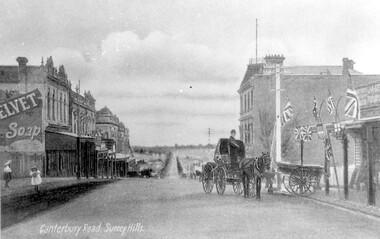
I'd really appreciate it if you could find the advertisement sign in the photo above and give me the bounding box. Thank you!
[357,81,380,119]
[0,89,43,152]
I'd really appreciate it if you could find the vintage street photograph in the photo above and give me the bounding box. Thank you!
[1,0,380,238]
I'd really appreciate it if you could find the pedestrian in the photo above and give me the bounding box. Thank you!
[228,129,240,168]
[30,166,42,192]
[3,160,12,188]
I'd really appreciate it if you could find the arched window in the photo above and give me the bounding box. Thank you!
[52,90,55,121]
[244,94,247,111]
[251,89,254,108]
[59,93,63,122]
[63,96,66,123]
[247,92,251,110]
[47,89,51,120]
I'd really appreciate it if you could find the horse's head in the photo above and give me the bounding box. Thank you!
[259,152,271,171]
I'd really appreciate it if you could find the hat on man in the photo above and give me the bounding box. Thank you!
[31,165,37,170]
[5,160,12,166]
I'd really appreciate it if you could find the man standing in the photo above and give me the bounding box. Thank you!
[229,130,240,167]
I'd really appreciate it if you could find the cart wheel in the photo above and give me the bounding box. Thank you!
[233,182,243,195]
[216,168,226,195]
[282,175,293,194]
[289,168,319,196]
[202,163,214,194]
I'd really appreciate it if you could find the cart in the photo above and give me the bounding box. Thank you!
[277,162,324,196]
[202,138,256,197]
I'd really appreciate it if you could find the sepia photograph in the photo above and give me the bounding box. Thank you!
[1,0,380,238]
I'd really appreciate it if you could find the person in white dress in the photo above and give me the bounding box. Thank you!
[30,166,42,192]
[3,160,12,188]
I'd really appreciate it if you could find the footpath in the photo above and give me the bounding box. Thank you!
[1,177,115,199]
[277,186,380,219]
[1,177,116,228]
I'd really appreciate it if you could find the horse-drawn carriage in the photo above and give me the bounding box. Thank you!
[202,138,324,198]
[202,138,271,198]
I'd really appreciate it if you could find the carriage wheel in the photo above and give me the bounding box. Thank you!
[282,175,293,194]
[216,168,226,195]
[289,168,319,196]
[202,164,214,194]
[233,182,243,195]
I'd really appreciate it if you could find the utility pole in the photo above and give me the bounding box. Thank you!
[275,64,282,163]
[205,128,214,145]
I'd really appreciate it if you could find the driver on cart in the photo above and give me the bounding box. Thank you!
[228,129,240,169]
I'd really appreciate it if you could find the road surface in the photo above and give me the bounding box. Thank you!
[2,177,380,239]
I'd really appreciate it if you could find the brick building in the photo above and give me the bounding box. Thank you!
[238,55,379,170]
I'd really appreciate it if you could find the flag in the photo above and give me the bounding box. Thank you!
[281,99,294,126]
[312,97,319,121]
[294,127,302,141]
[344,88,360,119]
[326,90,335,115]
[302,126,312,141]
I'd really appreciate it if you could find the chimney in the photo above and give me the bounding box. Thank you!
[16,56,28,83]
[342,57,354,87]
[342,57,354,75]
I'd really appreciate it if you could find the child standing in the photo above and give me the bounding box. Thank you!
[30,166,42,192]
[3,160,12,188]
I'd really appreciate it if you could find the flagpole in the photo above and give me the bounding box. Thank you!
[275,64,282,163]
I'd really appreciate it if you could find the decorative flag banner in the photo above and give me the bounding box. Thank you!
[295,126,313,141]
[281,99,294,126]
[326,89,335,115]
[294,127,302,141]
[325,138,333,162]
[344,88,360,119]
[302,126,312,141]
[312,97,319,121]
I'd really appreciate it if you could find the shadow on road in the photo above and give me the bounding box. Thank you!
[1,180,114,229]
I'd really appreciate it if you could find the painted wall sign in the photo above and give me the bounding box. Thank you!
[356,81,380,119]
[0,89,43,152]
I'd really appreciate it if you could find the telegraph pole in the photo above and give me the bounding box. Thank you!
[275,64,282,163]
[205,128,214,145]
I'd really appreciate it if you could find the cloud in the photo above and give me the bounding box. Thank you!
[100,31,240,83]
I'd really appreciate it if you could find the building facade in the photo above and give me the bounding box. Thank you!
[0,56,97,178]
[237,55,377,163]
[95,106,133,178]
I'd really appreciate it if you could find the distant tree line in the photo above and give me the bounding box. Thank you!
[133,144,215,155]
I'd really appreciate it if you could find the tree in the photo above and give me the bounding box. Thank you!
[258,108,275,152]
[281,113,301,163]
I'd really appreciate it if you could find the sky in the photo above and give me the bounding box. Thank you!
[1,0,380,146]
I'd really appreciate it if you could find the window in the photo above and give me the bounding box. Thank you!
[247,92,251,110]
[244,94,247,112]
[63,96,67,123]
[59,93,63,122]
[47,89,51,120]
[251,89,254,108]
[52,90,55,121]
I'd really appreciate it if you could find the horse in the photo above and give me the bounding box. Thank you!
[239,152,271,199]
